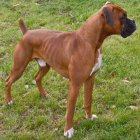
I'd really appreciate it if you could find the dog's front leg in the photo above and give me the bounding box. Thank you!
[83,75,98,120]
[64,81,80,138]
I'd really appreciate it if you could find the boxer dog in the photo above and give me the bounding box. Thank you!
[5,1,136,138]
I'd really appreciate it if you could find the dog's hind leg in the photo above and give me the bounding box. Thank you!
[5,43,32,104]
[34,64,50,97]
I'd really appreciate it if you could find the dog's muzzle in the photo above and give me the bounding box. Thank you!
[121,18,136,38]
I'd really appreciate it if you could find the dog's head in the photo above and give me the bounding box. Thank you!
[101,1,136,38]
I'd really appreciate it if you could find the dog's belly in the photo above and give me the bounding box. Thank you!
[52,67,69,78]
[45,54,69,78]
[37,57,69,78]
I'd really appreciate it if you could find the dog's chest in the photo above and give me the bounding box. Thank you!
[90,49,102,76]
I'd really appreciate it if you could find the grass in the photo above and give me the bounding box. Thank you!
[0,0,140,139]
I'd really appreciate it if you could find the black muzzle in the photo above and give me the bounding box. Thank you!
[121,18,136,38]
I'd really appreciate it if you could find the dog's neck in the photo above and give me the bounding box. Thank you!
[77,12,111,50]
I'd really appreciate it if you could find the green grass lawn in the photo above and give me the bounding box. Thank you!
[0,0,140,139]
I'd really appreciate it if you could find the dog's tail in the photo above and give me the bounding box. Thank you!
[19,19,28,34]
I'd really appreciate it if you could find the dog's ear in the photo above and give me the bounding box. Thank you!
[102,7,114,26]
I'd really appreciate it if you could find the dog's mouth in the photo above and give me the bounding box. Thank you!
[121,18,136,38]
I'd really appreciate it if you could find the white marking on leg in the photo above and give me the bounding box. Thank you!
[91,114,98,120]
[7,100,13,105]
[90,49,102,76]
[64,127,74,138]
[86,114,98,120]
[45,94,51,98]
[37,59,46,67]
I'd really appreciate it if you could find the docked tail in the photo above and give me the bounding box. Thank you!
[19,19,28,34]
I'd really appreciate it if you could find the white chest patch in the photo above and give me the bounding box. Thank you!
[90,49,102,76]
[37,59,46,67]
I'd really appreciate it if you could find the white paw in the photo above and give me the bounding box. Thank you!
[7,100,13,105]
[64,127,74,139]
[45,94,50,98]
[86,114,98,120]
[43,93,51,98]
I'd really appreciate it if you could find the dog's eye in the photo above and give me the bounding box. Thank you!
[120,13,127,20]
[120,16,125,20]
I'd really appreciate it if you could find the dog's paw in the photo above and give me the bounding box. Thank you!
[41,94,51,99]
[86,114,98,120]
[64,127,74,139]
[91,114,98,120]
[7,100,13,105]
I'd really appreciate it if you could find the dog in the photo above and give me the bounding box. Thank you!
[5,1,136,138]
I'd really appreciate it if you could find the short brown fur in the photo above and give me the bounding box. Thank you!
[5,2,127,134]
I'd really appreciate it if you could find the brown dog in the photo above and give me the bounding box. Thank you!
[5,2,136,138]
